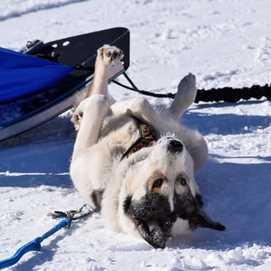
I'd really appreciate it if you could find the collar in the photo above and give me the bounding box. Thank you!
[120,116,159,161]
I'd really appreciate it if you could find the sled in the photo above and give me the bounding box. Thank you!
[0,27,130,141]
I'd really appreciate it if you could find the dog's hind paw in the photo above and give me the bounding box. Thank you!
[71,95,109,131]
[177,73,196,94]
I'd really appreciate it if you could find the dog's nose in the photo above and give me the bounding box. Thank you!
[167,139,183,153]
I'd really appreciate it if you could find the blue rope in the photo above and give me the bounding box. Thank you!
[0,218,70,269]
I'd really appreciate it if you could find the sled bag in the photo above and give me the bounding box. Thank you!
[0,47,73,103]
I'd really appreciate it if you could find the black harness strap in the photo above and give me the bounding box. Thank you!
[120,116,159,161]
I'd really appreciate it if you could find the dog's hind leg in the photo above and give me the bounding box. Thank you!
[71,45,123,130]
[168,74,208,170]
[168,73,197,118]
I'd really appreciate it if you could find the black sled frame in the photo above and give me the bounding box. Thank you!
[0,27,130,142]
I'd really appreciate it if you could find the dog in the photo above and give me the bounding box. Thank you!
[70,45,225,248]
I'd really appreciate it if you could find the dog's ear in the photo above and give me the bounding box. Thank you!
[174,181,225,232]
[189,209,226,231]
[195,193,204,208]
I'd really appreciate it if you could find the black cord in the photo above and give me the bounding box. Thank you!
[112,78,175,98]
[113,71,271,103]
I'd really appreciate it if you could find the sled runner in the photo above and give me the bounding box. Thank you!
[0,27,130,141]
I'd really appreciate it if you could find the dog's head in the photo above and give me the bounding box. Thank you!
[119,136,225,248]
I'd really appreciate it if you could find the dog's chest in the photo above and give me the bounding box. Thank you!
[100,114,141,151]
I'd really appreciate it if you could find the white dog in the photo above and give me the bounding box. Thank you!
[70,45,225,248]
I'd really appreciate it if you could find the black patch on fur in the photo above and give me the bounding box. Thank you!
[174,190,198,220]
[123,195,132,214]
[91,190,104,211]
[129,193,173,222]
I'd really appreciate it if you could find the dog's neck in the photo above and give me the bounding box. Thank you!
[120,116,159,161]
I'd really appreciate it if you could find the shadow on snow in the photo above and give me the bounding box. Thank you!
[0,106,270,251]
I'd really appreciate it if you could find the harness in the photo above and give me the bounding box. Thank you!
[120,116,159,161]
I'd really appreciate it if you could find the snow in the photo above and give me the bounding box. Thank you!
[0,0,88,21]
[0,0,271,270]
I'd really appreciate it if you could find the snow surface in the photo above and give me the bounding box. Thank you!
[0,0,271,270]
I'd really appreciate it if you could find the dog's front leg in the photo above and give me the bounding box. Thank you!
[71,46,124,160]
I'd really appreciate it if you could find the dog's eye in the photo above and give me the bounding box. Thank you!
[79,111,83,118]
[152,178,164,190]
[177,176,187,186]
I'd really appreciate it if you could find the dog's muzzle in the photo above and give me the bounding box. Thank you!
[123,193,176,249]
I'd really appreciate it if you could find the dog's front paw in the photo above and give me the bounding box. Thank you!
[95,45,124,78]
[97,45,123,66]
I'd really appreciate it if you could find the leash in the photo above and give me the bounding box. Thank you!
[113,71,271,103]
[0,204,93,270]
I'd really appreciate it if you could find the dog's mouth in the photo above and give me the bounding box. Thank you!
[123,193,176,249]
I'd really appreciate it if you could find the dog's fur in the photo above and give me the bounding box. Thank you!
[70,45,224,248]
